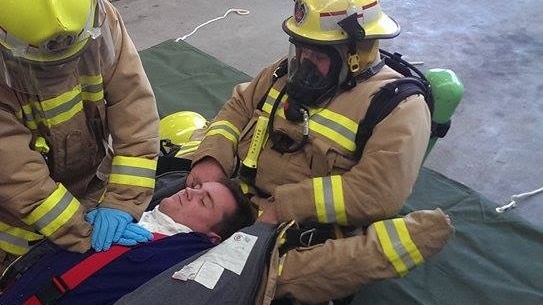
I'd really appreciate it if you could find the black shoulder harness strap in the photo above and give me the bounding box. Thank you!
[256,52,449,162]
[256,58,288,111]
[354,76,429,160]
[353,49,439,161]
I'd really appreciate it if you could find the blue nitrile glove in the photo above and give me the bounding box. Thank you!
[85,208,133,252]
[117,223,154,246]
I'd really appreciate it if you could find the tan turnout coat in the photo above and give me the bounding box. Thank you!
[0,1,159,257]
[190,59,452,303]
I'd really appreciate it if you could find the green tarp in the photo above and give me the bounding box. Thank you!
[140,40,543,305]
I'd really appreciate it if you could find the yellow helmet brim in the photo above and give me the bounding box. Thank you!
[283,13,400,44]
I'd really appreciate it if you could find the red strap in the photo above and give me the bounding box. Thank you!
[23,295,41,305]
[23,233,166,305]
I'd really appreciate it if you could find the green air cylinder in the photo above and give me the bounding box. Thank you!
[424,68,464,159]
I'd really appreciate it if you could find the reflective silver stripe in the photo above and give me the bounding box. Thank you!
[314,176,348,225]
[311,113,356,143]
[109,156,157,188]
[0,231,29,249]
[82,83,102,93]
[42,94,82,119]
[33,191,74,232]
[111,165,156,179]
[205,121,240,144]
[322,177,337,223]
[207,124,239,138]
[383,219,417,270]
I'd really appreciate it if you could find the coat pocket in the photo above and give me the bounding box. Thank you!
[309,137,356,177]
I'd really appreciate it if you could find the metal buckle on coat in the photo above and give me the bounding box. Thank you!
[298,228,317,247]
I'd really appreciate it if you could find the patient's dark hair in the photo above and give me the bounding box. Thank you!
[211,178,256,240]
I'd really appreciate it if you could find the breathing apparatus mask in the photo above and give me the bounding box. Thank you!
[284,39,342,121]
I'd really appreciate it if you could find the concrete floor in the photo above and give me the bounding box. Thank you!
[112,0,543,226]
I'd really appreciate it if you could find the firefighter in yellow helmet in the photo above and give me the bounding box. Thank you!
[0,0,159,272]
[187,0,453,303]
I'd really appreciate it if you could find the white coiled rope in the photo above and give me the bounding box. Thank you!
[496,186,543,213]
[175,8,250,42]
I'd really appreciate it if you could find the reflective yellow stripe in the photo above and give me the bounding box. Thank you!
[313,176,347,225]
[22,184,81,237]
[375,218,425,276]
[277,254,286,276]
[313,178,328,223]
[47,99,83,126]
[110,156,157,189]
[81,90,104,102]
[40,86,80,112]
[18,104,38,130]
[81,75,104,102]
[80,74,103,85]
[208,120,240,136]
[205,120,240,144]
[262,88,288,116]
[37,85,83,126]
[175,143,200,157]
[0,242,28,255]
[112,156,157,170]
[109,175,155,188]
[0,230,31,256]
[264,87,356,152]
[393,218,424,265]
[0,222,43,241]
[319,109,358,132]
[21,103,32,116]
[310,108,357,152]
[39,197,80,236]
[309,120,356,152]
[275,220,296,276]
[111,157,157,181]
[330,175,347,225]
[206,129,238,144]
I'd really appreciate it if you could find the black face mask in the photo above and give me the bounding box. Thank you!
[286,59,336,108]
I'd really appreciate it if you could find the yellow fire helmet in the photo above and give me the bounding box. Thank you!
[0,0,104,64]
[283,0,400,44]
[159,111,208,146]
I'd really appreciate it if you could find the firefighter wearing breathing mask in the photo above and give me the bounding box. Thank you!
[188,0,453,303]
[0,0,159,272]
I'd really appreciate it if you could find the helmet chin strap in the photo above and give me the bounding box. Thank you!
[338,13,366,90]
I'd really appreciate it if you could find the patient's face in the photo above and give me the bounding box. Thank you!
[158,182,236,234]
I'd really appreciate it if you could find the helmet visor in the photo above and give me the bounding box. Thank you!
[288,42,337,87]
[0,0,115,95]
[287,40,342,105]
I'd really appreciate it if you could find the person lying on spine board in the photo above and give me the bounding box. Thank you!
[0,178,255,305]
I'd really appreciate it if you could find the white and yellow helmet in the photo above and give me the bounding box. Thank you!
[282,0,400,96]
[283,0,400,44]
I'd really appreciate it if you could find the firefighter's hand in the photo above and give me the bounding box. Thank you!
[117,223,154,246]
[186,157,226,187]
[86,208,133,252]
